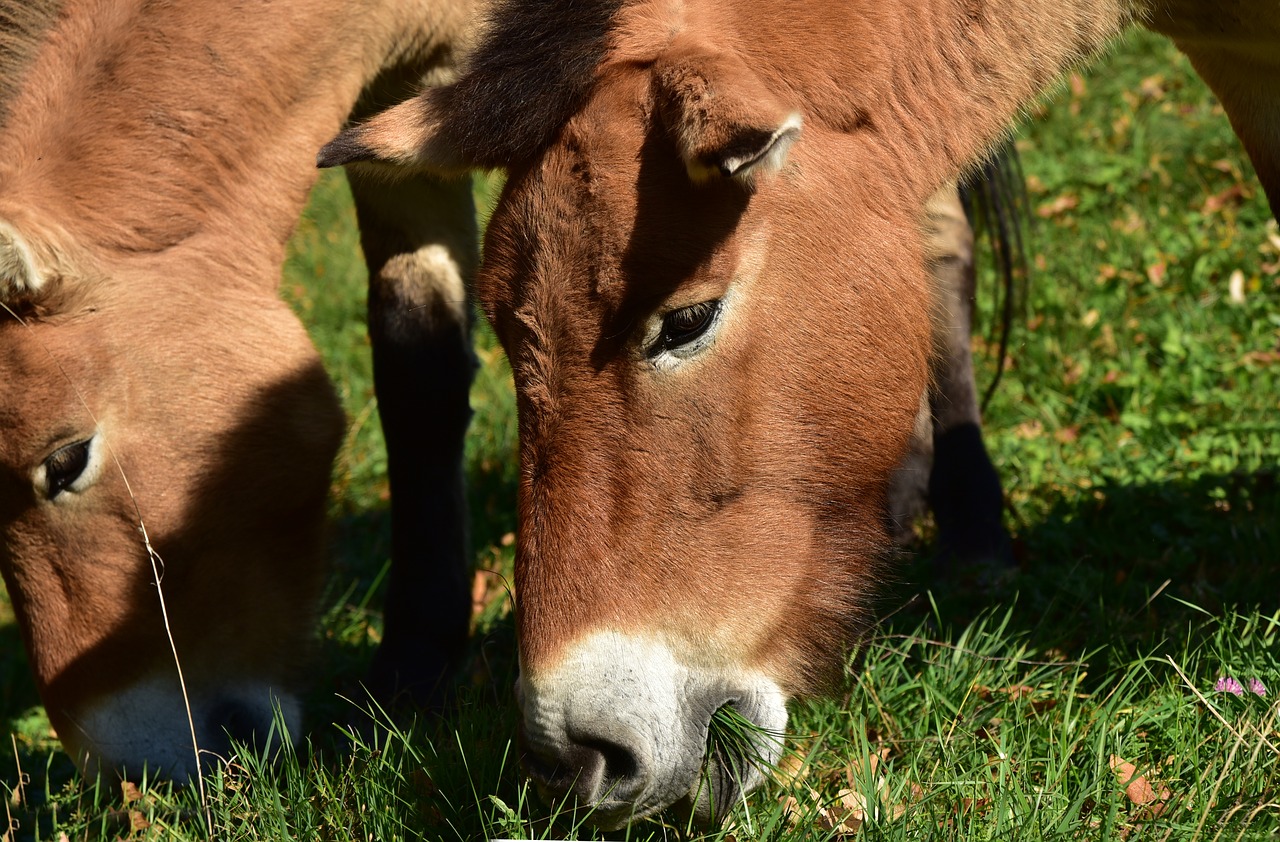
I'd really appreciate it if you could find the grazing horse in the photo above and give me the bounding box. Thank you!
[0,0,481,778]
[324,0,1279,827]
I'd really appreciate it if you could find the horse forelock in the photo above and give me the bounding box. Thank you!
[439,0,631,166]
[0,0,63,129]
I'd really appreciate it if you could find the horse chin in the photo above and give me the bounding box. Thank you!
[63,674,301,782]
[683,696,788,827]
[672,742,778,828]
[567,724,778,831]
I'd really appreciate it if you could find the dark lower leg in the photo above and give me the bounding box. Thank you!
[349,170,479,708]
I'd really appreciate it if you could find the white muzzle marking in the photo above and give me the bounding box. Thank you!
[518,631,787,826]
[67,674,300,780]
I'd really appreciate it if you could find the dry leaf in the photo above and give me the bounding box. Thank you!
[1037,193,1079,218]
[847,747,890,786]
[470,570,513,623]
[824,789,867,834]
[1062,358,1084,385]
[1138,74,1165,99]
[121,780,142,804]
[1202,184,1246,214]
[1147,262,1166,286]
[1055,427,1079,444]
[779,794,803,822]
[470,573,488,614]
[1109,755,1170,806]
[772,751,809,785]
[1015,420,1044,440]
[1241,350,1280,366]
[780,786,827,829]
[957,797,992,815]
[130,810,151,832]
[1228,269,1246,304]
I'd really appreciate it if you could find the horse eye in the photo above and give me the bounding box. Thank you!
[44,439,92,500]
[657,300,722,354]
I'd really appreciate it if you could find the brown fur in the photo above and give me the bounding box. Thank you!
[0,0,62,126]
[472,48,936,692]
[0,0,480,772]
[333,0,1278,687]
[326,0,1277,820]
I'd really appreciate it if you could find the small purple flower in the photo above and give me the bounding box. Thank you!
[1215,676,1245,696]
[1248,678,1267,697]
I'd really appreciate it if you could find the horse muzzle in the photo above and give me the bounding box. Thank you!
[516,631,788,828]
[63,674,300,781]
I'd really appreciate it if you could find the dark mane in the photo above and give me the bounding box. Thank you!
[0,0,62,127]
[440,0,627,165]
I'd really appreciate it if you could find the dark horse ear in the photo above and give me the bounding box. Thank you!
[654,42,802,186]
[317,88,475,174]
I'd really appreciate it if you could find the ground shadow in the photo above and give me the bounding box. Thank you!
[887,467,1280,667]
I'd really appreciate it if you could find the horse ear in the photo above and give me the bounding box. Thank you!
[655,44,803,186]
[317,89,474,175]
[0,220,46,304]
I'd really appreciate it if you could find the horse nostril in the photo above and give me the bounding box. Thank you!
[207,699,261,749]
[578,736,642,800]
[522,730,648,807]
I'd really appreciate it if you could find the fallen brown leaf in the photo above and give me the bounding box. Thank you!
[825,788,868,834]
[1037,193,1079,218]
[772,751,809,785]
[1109,755,1171,807]
[1228,269,1246,304]
[121,780,142,804]
[847,746,890,786]
[1138,74,1165,99]
[1242,350,1280,366]
[1014,420,1044,440]
[1201,184,1246,214]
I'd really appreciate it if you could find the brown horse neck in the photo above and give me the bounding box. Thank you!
[839,0,1137,204]
[0,0,474,277]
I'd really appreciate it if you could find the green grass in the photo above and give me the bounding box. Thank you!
[3,29,1279,840]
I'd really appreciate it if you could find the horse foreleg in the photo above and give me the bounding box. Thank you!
[918,181,1011,570]
[348,167,479,709]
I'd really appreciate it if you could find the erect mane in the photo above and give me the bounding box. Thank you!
[438,0,627,165]
[0,0,63,128]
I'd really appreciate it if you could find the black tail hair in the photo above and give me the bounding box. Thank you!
[959,139,1031,413]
